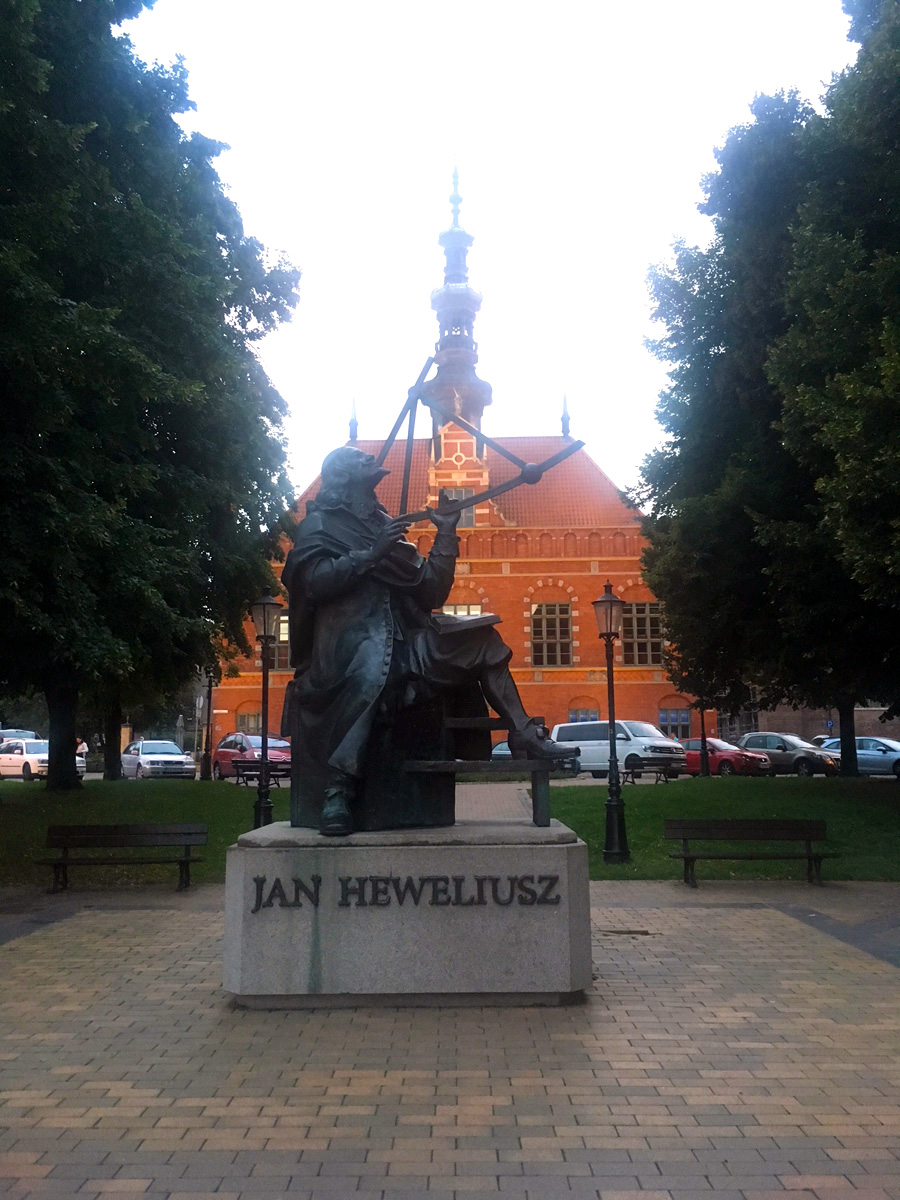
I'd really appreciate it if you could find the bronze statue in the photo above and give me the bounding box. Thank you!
[282,446,576,836]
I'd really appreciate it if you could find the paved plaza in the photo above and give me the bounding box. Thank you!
[1,786,899,1200]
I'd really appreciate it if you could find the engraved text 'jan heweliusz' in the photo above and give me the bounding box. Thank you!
[250,874,562,913]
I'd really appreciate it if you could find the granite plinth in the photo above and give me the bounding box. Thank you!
[224,819,591,1007]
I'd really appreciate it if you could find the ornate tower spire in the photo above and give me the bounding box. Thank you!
[561,395,570,439]
[349,399,358,443]
[420,172,492,428]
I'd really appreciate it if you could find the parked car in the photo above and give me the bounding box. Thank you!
[549,720,686,778]
[0,728,37,740]
[491,740,512,759]
[212,732,292,780]
[736,732,839,776]
[121,740,196,779]
[821,736,900,777]
[682,737,771,777]
[0,739,86,781]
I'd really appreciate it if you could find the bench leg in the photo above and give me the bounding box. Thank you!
[812,856,824,885]
[178,861,190,891]
[532,771,551,827]
[51,863,67,893]
[686,858,698,888]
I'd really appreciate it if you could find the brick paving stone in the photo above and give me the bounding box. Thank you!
[1,873,900,1199]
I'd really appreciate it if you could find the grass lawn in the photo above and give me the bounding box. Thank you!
[0,778,289,889]
[551,776,900,881]
[2,775,898,889]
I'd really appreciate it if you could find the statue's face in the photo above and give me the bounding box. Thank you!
[321,447,390,495]
[350,450,390,489]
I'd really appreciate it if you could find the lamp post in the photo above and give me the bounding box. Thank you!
[200,667,216,781]
[249,594,283,828]
[592,580,630,864]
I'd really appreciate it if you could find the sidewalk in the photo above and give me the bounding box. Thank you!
[1,790,899,1199]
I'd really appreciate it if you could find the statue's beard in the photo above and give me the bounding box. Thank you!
[345,480,381,519]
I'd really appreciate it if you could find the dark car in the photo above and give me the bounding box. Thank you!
[682,737,771,777]
[212,732,291,780]
[736,732,839,776]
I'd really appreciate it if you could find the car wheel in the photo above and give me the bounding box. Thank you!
[795,758,814,778]
[718,760,736,777]
[22,762,33,782]
[135,765,144,780]
[590,771,606,779]
[213,763,223,781]
[893,761,900,780]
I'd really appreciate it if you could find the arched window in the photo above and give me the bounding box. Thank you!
[531,603,572,667]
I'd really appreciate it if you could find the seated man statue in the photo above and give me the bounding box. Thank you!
[282,445,576,836]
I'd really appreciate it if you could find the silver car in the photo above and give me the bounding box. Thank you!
[822,736,900,777]
[121,740,196,779]
[736,732,839,776]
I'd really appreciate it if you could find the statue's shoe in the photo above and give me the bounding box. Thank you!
[320,792,352,836]
[509,718,579,760]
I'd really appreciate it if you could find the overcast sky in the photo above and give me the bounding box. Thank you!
[126,0,856,497]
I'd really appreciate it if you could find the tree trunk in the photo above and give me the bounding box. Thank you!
[103,694,123,781]
[45,678,81,790]
[838,700,858,776]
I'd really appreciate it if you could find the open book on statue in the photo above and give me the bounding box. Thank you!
[432,612,502,634]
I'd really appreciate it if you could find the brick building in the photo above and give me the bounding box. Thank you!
[211,180,702,745]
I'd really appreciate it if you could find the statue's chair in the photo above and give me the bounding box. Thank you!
[289,684,576,832]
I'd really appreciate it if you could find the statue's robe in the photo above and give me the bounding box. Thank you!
[282,496,509,780]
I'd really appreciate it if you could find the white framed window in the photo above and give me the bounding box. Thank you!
[658,708,691,739]
[270,613,290,669]
[622,602,663,665]
[442,488,476,527]
[568,708,599,722]
[531,603,572,667]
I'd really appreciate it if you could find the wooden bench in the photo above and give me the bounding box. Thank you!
[665,818,836,887]
[37,824,208,892]
[232,759,291,787]
[623,766,671,785]
[403,713,578,827]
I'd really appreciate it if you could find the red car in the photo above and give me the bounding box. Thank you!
[682,737,771,777]
[212,732,291,780]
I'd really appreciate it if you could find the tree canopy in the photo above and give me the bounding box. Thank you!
[637,3,900,769]
[0,0,300,785]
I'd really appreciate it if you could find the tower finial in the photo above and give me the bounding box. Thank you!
[450,168,461,229]
[561,395,570,439]
[349,398,358,443]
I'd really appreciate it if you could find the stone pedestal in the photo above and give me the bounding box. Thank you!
[224,819,591,1007]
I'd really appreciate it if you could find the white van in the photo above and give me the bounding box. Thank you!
[549,720,687,778]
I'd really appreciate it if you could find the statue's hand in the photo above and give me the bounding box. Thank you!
[371,517,410,560]
[427,489,462,534]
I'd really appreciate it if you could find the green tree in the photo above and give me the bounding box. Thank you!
[768,0,900,624]
[637,81,900,775]
[0,0,299,788]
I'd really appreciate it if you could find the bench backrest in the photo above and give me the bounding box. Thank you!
[665,818,826,843]
[46,824,208,849]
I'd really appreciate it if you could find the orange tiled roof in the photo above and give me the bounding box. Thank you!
[294,437,641,529]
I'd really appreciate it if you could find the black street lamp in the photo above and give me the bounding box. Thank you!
[592,580,630,864]
[249,594,283,828]
[200,667,216,781]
